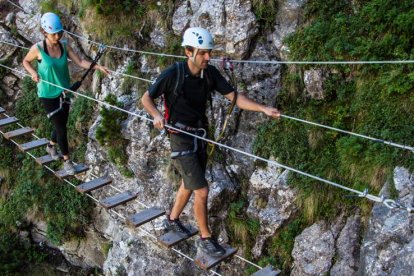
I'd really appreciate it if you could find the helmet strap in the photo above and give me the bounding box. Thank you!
[189,48,204,78]
[190,48,198,64]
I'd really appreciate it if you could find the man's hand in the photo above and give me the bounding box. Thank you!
[153,114,165,130]
[262,106,281,118]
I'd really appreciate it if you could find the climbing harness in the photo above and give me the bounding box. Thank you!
[46,92,71,119]
[207,58,238,157]
[170,123,207,158]
[45,43,106,119]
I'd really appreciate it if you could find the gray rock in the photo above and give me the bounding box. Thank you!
[0,28,20,61]
[394,166,414,204]
[292,221,335,276]
[391,238,414,276]
[173,0,257,58]
[3,74,18,87]
[359,167,414,276]
[150,25,166,48]
[18,0,39,16]
[15,11,43,42]
[247,167,297,257]
[5,13,15,26]
[60,225,107,268]
[271,0,307,60]
[331,215,361,276]
[304,69,325,100]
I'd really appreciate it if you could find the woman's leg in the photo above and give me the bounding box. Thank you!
[40,97,69,157]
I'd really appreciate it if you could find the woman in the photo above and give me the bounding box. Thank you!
[23,12,109,175]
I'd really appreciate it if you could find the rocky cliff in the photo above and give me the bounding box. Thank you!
[0,0,413,275]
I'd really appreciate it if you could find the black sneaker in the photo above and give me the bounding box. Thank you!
[164,218,191,235]
[196,237,226,257]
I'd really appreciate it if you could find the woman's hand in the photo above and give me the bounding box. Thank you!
[31,72,40,83]
[95,64,110,76]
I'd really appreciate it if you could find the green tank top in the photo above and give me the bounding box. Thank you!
[36,41,70,98]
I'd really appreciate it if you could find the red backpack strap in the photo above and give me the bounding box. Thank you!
[164,61,184,124]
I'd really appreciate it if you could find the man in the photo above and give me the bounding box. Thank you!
[142,27,280,257]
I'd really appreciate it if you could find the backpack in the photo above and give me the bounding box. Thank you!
[164,61,214,125]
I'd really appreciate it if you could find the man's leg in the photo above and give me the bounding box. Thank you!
[169,179,192,220]
[193,186,210,238]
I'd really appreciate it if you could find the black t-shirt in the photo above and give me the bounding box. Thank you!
[148,61,234,126]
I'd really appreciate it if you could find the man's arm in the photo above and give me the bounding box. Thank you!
[224,91,281,118]
[141,91,165,130]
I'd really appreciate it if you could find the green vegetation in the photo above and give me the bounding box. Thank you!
[101,241,113,257]
[96,94,134,177]
[0,228,47,272]
[121,60,152,99]
[227,200,260,251]
[79,0,167,45]
[252,0,278,31]
[0,76,95,272]
[252,0,414,273]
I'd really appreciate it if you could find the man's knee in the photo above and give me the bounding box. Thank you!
[194,187,209,201]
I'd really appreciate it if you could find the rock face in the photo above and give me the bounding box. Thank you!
[2,1,414,275]
[359,167,414,276]
[247,166,297,257]
[0,27,20,61]
[330,215,361,276]
[173,0,257,57]
[291,166,413,276]
[304,69,326,100]
[292,221,336,276]
[271,0,307,60]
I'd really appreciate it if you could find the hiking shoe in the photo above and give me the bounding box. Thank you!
[164,217,191,235]
[196,237,226,257]
[46,145,60,160]
[64,160,75,175]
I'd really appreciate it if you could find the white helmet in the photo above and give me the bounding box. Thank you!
[181,27,214,49]
[41,12,63,34]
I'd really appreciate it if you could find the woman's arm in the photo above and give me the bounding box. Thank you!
[66,44,110,75]
[22,44,41,82]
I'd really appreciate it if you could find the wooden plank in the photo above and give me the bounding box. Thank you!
[76,177,112,193]
[35,154,62,165]
[55,163,89,179]
[99,191,137,209]
[0,107,5,114]
[195,244,237,270]
[158,224,198,248]
[0,117,19,127]
[126,207,165,227]
[252,265,281,276]
[3,127,34,139]
[18,138,49,152]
